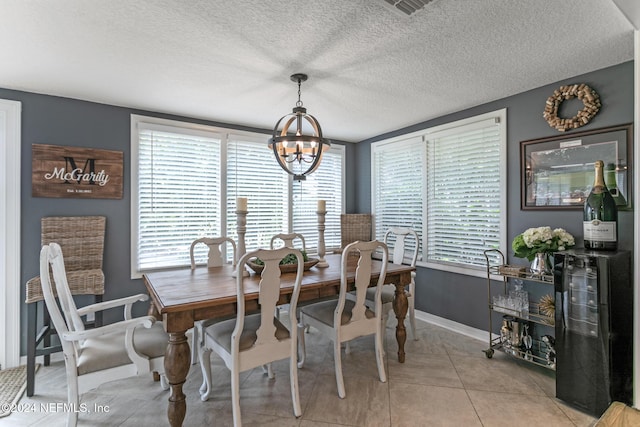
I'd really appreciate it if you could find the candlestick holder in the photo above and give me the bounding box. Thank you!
[316,209,329,268]
[234,208,249,277]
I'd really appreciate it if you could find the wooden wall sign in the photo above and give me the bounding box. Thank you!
[32,144,123,199]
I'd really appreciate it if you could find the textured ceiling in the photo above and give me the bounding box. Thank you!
[0,0,634,142]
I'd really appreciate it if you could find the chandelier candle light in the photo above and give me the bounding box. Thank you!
[268,73,331,181]
[316,200,328,268]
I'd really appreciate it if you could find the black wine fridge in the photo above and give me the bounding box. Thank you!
[553,249,633,417]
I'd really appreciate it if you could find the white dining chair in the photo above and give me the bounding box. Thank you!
[190,236,237,269]
[26,215,106,398]
[270,232,307,319]
[370,227,419,340]
[270,232,307,253]
[298,240,389,398]
[189,236,237,365]
[198,247,304,426]
[39,243,168,427]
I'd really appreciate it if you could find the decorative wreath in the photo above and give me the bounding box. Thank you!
[543,84,601,132]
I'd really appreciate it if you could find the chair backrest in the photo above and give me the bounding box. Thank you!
[27,216,106,303]
[340,214,372,249]
[383,227,419,267]
[39,243,86,357]
[270,233,307,253]
[41,216,106,272]
[190,237,237,269]
[339,240,389,325]
[234,248,304,351]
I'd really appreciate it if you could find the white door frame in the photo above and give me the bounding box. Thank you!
[633,30,639,410]
[0,99,21,369]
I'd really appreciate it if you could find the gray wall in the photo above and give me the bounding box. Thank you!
[357,60,634,332]
[3,60,633,355]
[0,87,351,355]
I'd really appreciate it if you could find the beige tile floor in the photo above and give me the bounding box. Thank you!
[2,319,598,426]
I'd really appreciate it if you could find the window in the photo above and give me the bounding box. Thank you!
[227,136,344,252]
[291,151,344,251]
[372,109,506,276]
[131,115,345,277]
[227,136,288,250]
[133,121,222,273]
[372,136,425,261]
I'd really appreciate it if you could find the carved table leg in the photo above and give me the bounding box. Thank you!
[165,331,191,427]
[392,283,409,363]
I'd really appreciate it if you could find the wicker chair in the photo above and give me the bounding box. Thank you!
[25,216,106,397]
[340,214,372,249]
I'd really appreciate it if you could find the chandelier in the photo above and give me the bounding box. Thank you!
[268,73,331,181]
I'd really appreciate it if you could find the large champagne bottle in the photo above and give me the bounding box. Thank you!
[583,160,618,250]
[604,162,627,206]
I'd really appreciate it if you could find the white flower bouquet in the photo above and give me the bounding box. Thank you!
[512,226,575,261]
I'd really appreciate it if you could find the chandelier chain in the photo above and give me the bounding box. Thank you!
[296,78,303,107]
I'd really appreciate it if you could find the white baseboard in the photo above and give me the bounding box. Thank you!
[414,310,499,342]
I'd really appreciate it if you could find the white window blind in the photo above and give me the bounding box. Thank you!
[372,136,425,261]
[134,122,222,272]
[291,146,345,252]
[227,137,288,249]
[132,115,346,276]
[371,110,506,276]
[425,117,503,269]
[227,140,344,253]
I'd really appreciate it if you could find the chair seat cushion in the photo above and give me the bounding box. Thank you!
[205,314,290,353]
[77,323,167,375]
[300,299,375,327]
[366,284,396,304]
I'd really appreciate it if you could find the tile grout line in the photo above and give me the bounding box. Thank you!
[444,342,485,426]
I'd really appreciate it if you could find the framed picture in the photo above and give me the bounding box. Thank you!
[521,123,632,210]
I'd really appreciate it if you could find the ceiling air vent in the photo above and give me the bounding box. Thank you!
[382,0,433,17]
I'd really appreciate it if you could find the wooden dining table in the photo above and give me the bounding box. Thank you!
[143,252,415,427]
